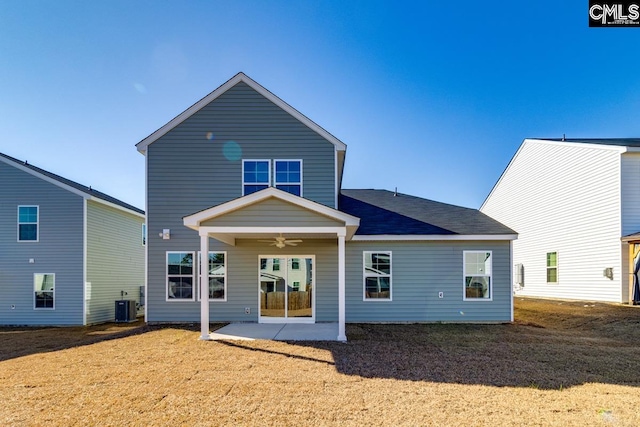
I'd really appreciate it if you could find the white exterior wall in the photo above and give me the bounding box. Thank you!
[482,140,625,302]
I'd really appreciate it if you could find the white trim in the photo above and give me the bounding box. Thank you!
[196,251,228,302]
[362,251,393,301]
[166,251,196,302]
[337,232,346,341]
[273,159,303,197]
[82,199,88,325]
[242,159,271,196]
[334,147,339,208]
[33,273,55,310]
[463,250,493,302]
[136,72,347,154]
[510,241,514,322]
[144,154,148,321]
[17,205,39,242]
[200,233,211,340]
[351,234,517,241]
[257,254,316,323]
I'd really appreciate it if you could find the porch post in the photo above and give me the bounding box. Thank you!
[337,230,347,341]
[199,230,211,340]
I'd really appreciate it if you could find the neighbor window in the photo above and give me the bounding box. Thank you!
[273,258,280,271]
[464,251,492,300]
[198,252,226,301]
[363,252,392,300]
[34,273,54,309]
[546,252,558,283]
[274,160,302,196]
[167,252,194,300]
[142,223,146,246]
[291,258,300,270]
[243,160,270,195]
[18,205,39,241]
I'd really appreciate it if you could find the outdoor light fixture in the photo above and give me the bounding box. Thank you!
[160,229,170,240]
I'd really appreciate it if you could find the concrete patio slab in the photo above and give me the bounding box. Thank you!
[209,323,340,341]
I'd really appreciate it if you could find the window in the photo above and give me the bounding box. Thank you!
[291,258,300,270]
[18,206,38,241]
[243,160,270,195]
[546,252,558,283]
[273,258,280,271]
[464,251,492,300]
[292,281,300,291]
[34,273,54,309]
[142,223,146,246]
[167,252,194,300]
[198,252,226,301]
[274,160,302,196]
[363,252,391,300]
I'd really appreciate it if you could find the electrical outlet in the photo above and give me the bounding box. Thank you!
[244,307,251,314]
[10,304,15,310]
[438,292,444,299]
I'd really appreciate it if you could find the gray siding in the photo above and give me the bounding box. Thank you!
[0,162,84,325]
[345,241,512,322]
[203,198,343,227]
[146,239,338,322]
[86,200,145,324]
[146,81,337,322]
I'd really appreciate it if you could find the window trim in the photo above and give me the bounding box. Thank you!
[197,251,228,302]
[142,223,146,246]
[242,159,271,196]
[546,251,558,284]
[273,159,303,197]
[34,273,55,310]
[362,251,392,301]
[463,250,493,301]
[166,251,196,302]
[18,205,39,242]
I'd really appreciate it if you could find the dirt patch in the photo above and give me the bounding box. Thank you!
[1,298,639,426]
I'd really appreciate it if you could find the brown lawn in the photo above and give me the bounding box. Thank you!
[1,298,639,426]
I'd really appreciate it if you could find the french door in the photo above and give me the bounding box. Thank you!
[258,256,314,323]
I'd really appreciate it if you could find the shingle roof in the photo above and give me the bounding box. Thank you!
[537,138,640,147]
[339,189,515,236]
[0,152,144,215]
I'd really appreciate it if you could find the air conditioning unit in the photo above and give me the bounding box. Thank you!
[115,300,136,322]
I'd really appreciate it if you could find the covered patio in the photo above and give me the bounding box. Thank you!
[209,322,340,341]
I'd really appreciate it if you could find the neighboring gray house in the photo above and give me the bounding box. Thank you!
[136,72,517,340]
[0,153,145,325]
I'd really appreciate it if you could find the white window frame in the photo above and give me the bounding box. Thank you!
[166,251,195,302]
[34,273,55,310]
[142,223,146,246]
[463,250,493,301]
[363,251,392,301]
[242,159,271,196]
[18,205,39,242]
[546,251,558,284]
[197,251,228,302]
[273,159,303,197]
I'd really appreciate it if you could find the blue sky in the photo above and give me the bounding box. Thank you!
[2,1,639,210]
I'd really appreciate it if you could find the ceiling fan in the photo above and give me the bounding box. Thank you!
[258,233,303,249]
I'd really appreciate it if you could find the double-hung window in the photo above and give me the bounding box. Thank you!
[167,252,195,300]
[243,160,270,195]
[464,251,492,300]
[34,273,54,309]
[546,252,558,283]
[18,206,39,241]
[198,252,227,301]
[274,160,302,196]
[363,252,392,300]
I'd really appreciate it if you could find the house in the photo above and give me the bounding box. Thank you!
[136,72,517,340]
[0,152,145,325]
[481,138,640,304]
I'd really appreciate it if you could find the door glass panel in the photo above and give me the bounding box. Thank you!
[287,258,312,318]
[260,258,286,318]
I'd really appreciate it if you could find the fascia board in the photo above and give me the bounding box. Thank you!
[350,234,518,241]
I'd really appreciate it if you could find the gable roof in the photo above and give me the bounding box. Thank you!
[339,189,516,239]
[537,138,640,148]
[0,152,144,216]
[136,72,347,154]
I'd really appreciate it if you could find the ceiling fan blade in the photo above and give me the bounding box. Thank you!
[286,239,303,243]
[285,242,298,246]
[258,240,275,243]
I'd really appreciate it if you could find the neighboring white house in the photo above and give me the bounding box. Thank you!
[481,138,640,303]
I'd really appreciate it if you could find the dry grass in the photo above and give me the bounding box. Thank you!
[1,298,639,426]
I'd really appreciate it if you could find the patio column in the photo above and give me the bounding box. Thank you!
[337,230,347,341]
[199,230,211,340]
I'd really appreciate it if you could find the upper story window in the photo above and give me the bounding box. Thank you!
[142,223,146,246]
[242,159,303,197]
[274,160,302,196]
[18,206,39,242]
[463,251,492,300]
[243,160,270,195]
